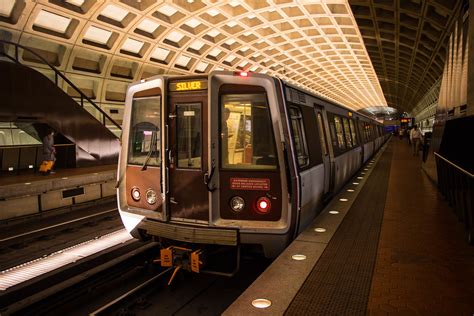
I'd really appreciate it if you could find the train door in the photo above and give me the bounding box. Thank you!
[122,84,164,222]
[166,79,209,222]
[314,106,331,194]
[355,117,364,165]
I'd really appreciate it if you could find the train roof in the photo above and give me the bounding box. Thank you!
[278,77,381,124]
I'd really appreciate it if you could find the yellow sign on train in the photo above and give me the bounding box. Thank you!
[170,80,208,92]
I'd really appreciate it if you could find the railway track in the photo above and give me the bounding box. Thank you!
[0,238,158,315]
[0,207,121,271]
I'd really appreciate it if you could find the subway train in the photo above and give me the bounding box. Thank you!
[117,71,388,271]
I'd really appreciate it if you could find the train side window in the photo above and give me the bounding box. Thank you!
[289,107,309,168]
[220,93,277,170]
[176,103,201,169]
[349,119,358,146]
[364,123,371,142]
[128,96,161,167]
[342,117,353,148]
[333,116,346,150]
[316,112,328,155]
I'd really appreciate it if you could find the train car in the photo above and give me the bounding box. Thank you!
[117,71,386,273]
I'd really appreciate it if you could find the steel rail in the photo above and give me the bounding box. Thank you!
[0,208,117,244]
[90,266,174,316]
[2,240,156,315]
[434,152,474,178]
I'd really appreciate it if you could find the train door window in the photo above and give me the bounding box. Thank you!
[359,121,366,143]
[342,117,353,148]
[349,119,358,146]
[316,112,328,155]
[128,96,161,166]
[364,123,371,141]
[176,103,201,169]
[333,116,346,150]
[220,94,277,170]
[289,107,309,167]
[328,119,338,149]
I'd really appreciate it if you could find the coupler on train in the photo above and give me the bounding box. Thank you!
[153,243,240,285]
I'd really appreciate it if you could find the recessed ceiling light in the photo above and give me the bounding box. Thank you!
[195,62,208,72]
[347,189,355,192]
[339,198,348,202]
[175,55,191,67]
[167,30,184,42]
[185,18,201,28]
[189,40,205,50]
[208,48,222,57]
[207,29,220,37]
[122,38,144,54]
[65,0,84,6]
[151,47,170,61]
[353,182,359,185]
[34,10,71,34]
[0,0,15,17]
[329,210,339,214]
[136,19,160,33]
[158,5,178,16]
[84,26,112,45]
[101,4,128,22]
[207,9,219,17]
[314,227,326,233]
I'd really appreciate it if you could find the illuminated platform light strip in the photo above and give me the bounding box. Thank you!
[0,229,133,291]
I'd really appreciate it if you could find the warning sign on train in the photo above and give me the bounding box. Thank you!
[230,178,270,191]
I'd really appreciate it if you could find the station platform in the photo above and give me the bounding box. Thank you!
[0,165,117,222]
[225,138,474,315]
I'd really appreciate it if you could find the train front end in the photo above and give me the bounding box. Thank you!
[117,72,293,265]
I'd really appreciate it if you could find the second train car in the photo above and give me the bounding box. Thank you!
[117,71,387,271]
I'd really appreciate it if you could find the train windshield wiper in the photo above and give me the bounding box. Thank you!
[141,131,157,171]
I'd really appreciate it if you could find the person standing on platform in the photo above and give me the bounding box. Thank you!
[41,129,56,174]
[410,125,422,156]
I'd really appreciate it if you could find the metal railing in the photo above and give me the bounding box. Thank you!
[0,40,122,132]
[435,152,474,244]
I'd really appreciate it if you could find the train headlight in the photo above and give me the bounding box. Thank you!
[256,197,271,214]
[230,196,245,212]
[131,187,141,201]
[146,189,157,205]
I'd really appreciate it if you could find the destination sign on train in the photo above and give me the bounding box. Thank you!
[170,80,208,91]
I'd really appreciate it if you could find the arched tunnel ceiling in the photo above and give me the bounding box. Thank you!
[0,0,387,112]
[1,0,462,115]
[349,0,463,113]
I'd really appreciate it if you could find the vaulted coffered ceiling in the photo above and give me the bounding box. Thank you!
[349,0,463,113]
[0,0,463,117]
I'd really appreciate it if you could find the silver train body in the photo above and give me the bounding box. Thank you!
[117,72,387,258]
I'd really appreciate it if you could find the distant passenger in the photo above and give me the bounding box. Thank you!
[398,129,404,140]
[41,129,56,174]
[410,125,423,157]
[221,108,231,166]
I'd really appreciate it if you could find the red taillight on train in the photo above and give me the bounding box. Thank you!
[256,197,271,214]
[235,71,249,77]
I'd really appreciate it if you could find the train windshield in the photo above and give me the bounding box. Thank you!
[220,93,277,170]
[128,97,161,167]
